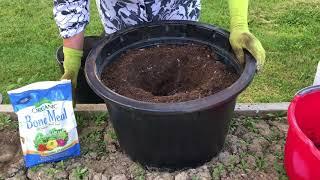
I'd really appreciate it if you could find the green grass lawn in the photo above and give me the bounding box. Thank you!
[0,0,319,103]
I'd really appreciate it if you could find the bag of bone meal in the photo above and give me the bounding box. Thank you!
[8,80,80,168]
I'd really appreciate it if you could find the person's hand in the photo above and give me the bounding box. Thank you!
[60,47,83,106]
[229,29,266,70]
[228,0,266,71]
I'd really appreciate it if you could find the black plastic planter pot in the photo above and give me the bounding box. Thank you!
[85,21,256,168]
[56,36,104,103]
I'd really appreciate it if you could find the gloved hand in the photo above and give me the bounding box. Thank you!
[60,47,83,106]
[228,0,266,71]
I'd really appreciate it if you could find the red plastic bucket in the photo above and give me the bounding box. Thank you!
[285,85,320,179]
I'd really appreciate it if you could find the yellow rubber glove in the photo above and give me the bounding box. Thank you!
[228,0,266,71]
[60,47,83,106]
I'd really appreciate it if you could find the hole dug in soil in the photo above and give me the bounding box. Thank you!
[102,44,239,103]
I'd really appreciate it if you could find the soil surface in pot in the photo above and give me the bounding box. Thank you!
[101,44,239,103]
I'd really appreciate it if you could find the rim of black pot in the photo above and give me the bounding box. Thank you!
[85,21,257,113]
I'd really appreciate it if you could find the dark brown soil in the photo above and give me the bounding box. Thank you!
[101,44,239,103]
[0,128,21,174]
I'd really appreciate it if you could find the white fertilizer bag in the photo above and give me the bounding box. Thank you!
[8,80,80,167]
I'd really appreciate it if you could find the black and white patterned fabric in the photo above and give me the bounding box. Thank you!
[54,0,201,38]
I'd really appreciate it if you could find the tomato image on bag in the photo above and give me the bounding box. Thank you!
[8,80,80,168]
